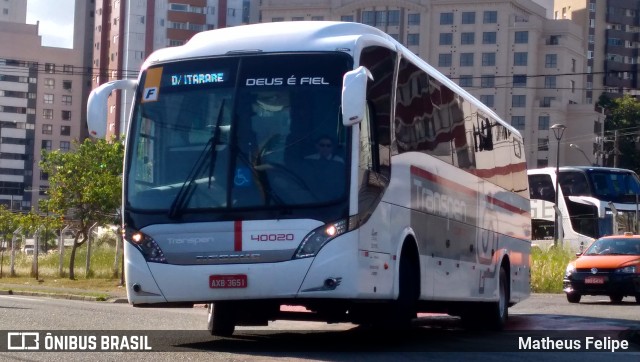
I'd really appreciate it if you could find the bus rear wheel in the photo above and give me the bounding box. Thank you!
[208,302,236,337]
[461,266,509,330]
[488,266,509,330]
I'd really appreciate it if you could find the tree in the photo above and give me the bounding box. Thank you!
[18,209,61,278]
[0,206,19,278]
[598,94,640,173]
[39,138,123,279]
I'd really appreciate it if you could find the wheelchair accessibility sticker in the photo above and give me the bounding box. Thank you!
[234,167,252,186]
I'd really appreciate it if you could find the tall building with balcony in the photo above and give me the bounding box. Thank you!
[93,0,254,138]
[554,0,640,166]
[555,0,640,103]
[0,0,92,211]
[259,0,599,168]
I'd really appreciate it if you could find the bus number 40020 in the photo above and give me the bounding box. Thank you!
[250,234,294,241]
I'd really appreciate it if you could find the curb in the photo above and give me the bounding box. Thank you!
[0,289,127,303]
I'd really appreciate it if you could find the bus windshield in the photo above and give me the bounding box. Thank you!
[126,53,352,216]
[587,170,640,202]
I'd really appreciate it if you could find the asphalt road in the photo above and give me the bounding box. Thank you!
[0,293,638,361]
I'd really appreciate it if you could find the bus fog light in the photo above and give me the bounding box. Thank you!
[324,278,338,288]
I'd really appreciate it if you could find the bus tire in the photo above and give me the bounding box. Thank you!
[462,266,509,330]
[635,295,640,304]
[208,302,236,337]
[389,245,420,329]
[488,266,509,330]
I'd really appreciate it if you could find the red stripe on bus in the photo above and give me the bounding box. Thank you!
[410,165,528,215]
[410,166,475,197]
[234,220,242,251]
[469,162,527,178]
[486,195,528,215]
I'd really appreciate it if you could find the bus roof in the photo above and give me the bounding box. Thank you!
[143,21,393,65]
[528,166,637,175]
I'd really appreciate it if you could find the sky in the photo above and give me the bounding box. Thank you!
[533,0,554,18]
[25,0,74,48]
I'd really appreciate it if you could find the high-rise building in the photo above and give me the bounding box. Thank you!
[0,0,92,211]
[259,0,600,168]
[555,0,640,102]
[554,0,640,166]
[92,0,255,138]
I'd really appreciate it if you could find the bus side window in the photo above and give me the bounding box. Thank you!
[357,45,395,220]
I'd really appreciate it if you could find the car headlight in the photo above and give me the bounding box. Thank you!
[564,263,576,277]
[614,266,637,274]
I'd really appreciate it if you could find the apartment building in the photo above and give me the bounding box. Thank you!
[259,0,600,168]
[93,0,253,138]
[555,0,640,101]
[0,0,92,212]
[554,1,640,166]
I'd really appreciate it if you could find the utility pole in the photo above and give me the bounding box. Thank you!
[614,130,619,168]
[601,108,605,166]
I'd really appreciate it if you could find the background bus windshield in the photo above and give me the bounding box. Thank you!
[126,53,352,217]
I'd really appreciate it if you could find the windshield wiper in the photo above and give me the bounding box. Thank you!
[168,101,226,219]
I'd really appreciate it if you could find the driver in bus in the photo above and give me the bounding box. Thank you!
[304,135,344,163]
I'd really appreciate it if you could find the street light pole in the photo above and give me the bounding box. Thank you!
[551,124,566,248]
[569,143,595,166]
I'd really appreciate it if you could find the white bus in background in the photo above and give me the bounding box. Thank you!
[87,21,530,336]
[528,166,640,251]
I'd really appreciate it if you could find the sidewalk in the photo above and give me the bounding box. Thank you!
[0,281,129,303]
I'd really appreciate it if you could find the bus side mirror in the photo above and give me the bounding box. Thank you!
[87,79,137,139]
[341,66,373,127]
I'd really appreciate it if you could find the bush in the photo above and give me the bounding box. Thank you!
[530,245,575,293]
[0,243,118,278]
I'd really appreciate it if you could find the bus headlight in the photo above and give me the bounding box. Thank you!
[294,219,348,259]
[123,226,167,263]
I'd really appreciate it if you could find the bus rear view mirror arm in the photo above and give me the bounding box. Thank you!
[341,66,373,127]
[87,79,138,139]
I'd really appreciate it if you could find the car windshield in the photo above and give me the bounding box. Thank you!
[583,237,640,255]
[126,53,352,216]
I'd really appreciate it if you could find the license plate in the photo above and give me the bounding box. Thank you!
[584,276,605,284]
[209,274,247,288]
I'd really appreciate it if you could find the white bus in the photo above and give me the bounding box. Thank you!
[528,166,640,251]
[87,21,530,336]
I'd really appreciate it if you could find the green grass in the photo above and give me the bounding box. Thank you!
[0,243,120,279]
[1,240,575,295]
[530,245,575,293]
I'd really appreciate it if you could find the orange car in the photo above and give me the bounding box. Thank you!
[563,232,640,304]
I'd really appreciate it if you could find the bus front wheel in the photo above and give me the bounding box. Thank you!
[208,302,236,337]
